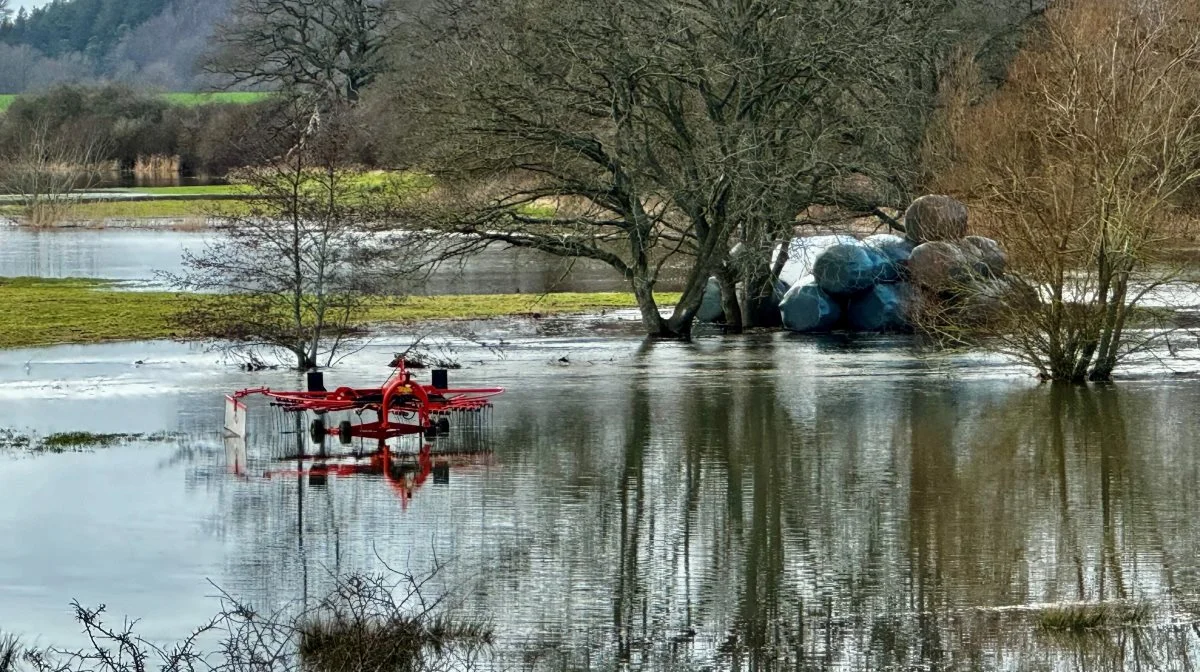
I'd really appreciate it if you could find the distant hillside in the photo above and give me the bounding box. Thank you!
[0,0,233,93]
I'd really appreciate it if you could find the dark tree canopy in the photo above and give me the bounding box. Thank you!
[384,0,958,336]
[203,0,389,103]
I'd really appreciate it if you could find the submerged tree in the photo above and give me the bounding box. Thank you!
[166,100,407,369]
[925,0,1200,381]
[385,0,953,338]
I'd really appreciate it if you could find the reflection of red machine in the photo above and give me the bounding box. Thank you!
[257,444,496,508]
[225,360,503,444]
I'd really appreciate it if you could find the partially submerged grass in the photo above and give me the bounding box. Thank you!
[0,278,183,348]
[365,292,681,321]
[0,427,179,453]
[100,185,252,196]
[0,277,679,349]
[0,199,242,221]
[1036,602,1151,632]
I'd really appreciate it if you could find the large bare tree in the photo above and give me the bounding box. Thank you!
[388,0,953,338]
[204,0,390,103]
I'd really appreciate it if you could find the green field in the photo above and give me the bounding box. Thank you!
[0,91,270,112]
[159,92,272,106]
[105,185,252,196]
[0,277,674,349]
[0,199,239,220]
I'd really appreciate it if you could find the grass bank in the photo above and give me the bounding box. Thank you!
[0,199,237,221]
[0,278,677,349]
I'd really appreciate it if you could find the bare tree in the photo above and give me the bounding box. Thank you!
[0,119,108,226]
[165,99,409,369]
[204,0,390,103]
[925,0,1200,381]
[389,0,951,338]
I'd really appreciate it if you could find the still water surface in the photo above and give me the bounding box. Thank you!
[0,330,1198,670]
[0,226,643,293]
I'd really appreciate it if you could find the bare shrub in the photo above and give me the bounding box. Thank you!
[10,569,490,672]
[923,0,1200,381]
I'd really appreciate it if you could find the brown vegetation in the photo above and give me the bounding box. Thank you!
[923,0,1200,381]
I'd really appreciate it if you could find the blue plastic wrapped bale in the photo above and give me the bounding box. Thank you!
[773,234,859,287]
[697,276,724,323]
[863,234,914,283]
[847,282,913,332]
[812,243,882,296]
[779,277,842,332]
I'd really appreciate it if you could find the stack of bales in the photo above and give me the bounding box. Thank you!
[779,195,1015,333]
[778,234,914,332]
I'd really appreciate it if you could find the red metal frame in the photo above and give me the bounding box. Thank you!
[228,360,503,443]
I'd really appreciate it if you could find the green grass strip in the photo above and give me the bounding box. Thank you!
[0,277,678,349]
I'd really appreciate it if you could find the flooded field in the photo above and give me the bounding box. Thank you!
[1,328,1199,670]
[0,227,650,294]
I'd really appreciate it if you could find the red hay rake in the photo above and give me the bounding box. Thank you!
[224,359,503,446]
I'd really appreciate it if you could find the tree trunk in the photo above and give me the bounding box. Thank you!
[632,277,670,336]
[740,270,782,329]
[716,267,743,334]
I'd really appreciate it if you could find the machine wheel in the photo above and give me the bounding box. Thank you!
[309,417,326,443]
[437,417,450,434]
[338,420,353,445]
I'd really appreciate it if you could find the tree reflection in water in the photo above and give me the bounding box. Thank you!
[195,339,1200,671]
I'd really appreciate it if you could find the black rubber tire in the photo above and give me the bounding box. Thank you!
[338,420,353,445]
[437,417,450,434]
[309,417,326,443]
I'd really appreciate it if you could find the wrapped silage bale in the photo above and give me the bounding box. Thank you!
[909,241,974,291]
[863,233,914,283]
[903,195,969,244]
[774,234,860,287]
[697,277,725,323]
[846,282,913,332]
[779,276,842,332]
[812,243,882,296]
[961,235,1007,278]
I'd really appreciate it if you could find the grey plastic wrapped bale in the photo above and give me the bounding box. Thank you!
[774,234,859,287]
[812,243,882,296]
[909,241,974,291]
[846,282,913,332]
[903,195,968,244]
[863,233,914,283]
[780,277,842,332]
[961,236,1007,278]
[697,277,724,323]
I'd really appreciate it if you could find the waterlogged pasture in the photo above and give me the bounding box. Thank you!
[0,333,1199,670]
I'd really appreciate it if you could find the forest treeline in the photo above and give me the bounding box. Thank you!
[0,0,230,92]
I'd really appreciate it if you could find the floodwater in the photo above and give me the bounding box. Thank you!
[0,226,646,294]
[1,329,1199,670]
